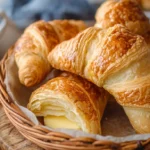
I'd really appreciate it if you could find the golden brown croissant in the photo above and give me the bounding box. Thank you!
[95,0,149,35]
[48,24,150,134]
[14,20,86,87]
[28,72,108,134]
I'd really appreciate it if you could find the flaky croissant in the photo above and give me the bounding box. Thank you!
[48,24,150,134]
[14,20,86,87]
[95,0,149,35]
[28,72,108,134]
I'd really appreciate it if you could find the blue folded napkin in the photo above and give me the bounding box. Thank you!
[0,0,96,29]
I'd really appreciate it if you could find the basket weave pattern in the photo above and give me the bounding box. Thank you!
[0,50,150,150]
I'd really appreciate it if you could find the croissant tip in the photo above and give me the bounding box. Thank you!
[22,77,36,87]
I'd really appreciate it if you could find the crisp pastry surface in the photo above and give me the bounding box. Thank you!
[28,72,108,134]
[14,20,86,87]
[48,24,148,90]
[95,0,149,35]
[49,20,86,42]
[14,20,56,86]
[48,24,150,133]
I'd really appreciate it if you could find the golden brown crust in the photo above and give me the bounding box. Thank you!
[48,27,99,77]
[28,72,108,134]
[88,26,138,75]
[48,25,146,87]
[48,24,150,133]
[15,20,59,55]
[105,75,150,107]
[95,0,149,35]
[49,20,86,42]
[14,20,86,87]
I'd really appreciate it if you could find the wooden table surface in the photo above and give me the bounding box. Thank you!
[0,103,43,150]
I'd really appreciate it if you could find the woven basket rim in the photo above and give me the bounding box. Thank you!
[0,49,150,150]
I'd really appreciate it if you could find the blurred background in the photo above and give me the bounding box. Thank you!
[0,0,150,59]
[0,0,104,29]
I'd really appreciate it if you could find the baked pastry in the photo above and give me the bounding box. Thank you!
[28,72,108,134]
[95,0,149,35]
[48,24,150,133]
[14,20,86,87]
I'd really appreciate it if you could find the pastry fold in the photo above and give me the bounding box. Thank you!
[95,0,149,35]
[28,72,108,134]
[14,20,86,87]
[48,24,150,133]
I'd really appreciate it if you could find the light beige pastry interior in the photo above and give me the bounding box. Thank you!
[48,24,150,134]
[28,72,108,134]
[95,0,149,35]
[14,20,86,87]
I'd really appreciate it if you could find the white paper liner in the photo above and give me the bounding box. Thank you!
[4,54,150,143]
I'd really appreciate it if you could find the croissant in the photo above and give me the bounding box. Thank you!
[95,0,149,35]
[48,24,150,134]
[28,72,108,134]
[14,20,86,87]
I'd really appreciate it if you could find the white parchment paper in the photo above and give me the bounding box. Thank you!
[4,54,150,143]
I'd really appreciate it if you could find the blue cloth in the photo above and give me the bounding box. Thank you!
[0,0,96,29]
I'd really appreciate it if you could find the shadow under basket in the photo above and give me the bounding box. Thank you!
[0,50,150,150]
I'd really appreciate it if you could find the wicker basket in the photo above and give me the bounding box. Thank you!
[0,50,150,150]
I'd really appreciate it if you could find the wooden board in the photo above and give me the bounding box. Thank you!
[0,103,43,150]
